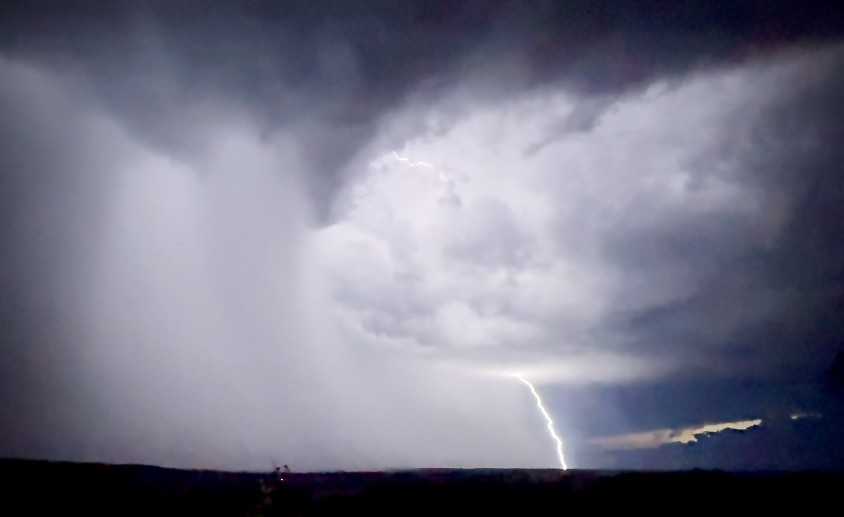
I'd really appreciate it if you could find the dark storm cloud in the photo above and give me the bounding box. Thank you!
[4,0,844,470]
[3,1,844,220]
[602,54,844,382]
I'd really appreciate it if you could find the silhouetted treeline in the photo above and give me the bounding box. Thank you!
[0,459,841,515]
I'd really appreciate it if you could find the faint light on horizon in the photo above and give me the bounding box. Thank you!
[790,411,822,421]
[675,419,762,444]
[590,418,763,451]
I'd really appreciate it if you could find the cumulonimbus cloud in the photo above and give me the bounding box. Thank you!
[2,2,844,471]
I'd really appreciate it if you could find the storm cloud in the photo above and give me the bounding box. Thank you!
[2,1,844,470]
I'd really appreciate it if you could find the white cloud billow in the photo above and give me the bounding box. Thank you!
[316,52,814,384]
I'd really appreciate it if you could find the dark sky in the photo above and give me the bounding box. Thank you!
[2,1,844,471]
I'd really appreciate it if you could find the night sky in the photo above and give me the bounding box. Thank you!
[2,1,844,472]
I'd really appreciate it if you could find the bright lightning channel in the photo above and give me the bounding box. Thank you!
[517,374,568,470]
[391,151,450,183]
[392,151,435,170]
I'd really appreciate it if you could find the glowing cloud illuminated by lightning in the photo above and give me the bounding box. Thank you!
[516,374,568,470]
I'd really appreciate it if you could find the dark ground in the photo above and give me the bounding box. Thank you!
[1,459,841,515]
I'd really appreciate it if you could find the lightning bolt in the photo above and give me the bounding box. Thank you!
[516,374,568,470]
[392,151,435,170]
[391,151,450,183]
